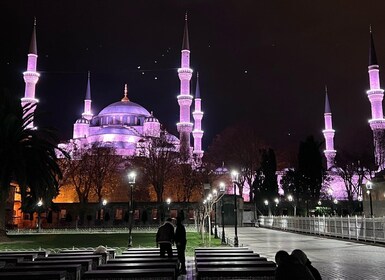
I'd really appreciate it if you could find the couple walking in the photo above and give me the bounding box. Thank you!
[156,216,187,274]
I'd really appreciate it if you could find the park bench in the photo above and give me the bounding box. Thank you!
[59,249,116,259]
[97,262,178,274]
[0,264,82,280]
[108,257,178,263]
[0,250,47,257]
[195,252,257,257]
[121,249,178,255]
[0,270,67,280]
[194,249,252,254]
[0,252,38,261]
[196,260,276,269]
[18,259,92,274]
[116,253,178,258]
[194,256,268,262]
[0,256,24,268]
[49,252,108,263]
[35,255,102,269]
[83,268,176,280]
[196,267,276,280]
[195,246,249,251]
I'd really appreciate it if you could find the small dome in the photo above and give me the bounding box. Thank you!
[98,101,150,117]
[144,111,159,123]
[75,118,90,124]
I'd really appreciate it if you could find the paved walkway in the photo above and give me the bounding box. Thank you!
[223,227,385,280]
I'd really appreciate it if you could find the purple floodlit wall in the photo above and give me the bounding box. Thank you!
[143,122,161,137]
[323,131,335,151]
[369,68,381,90]
[27,54,38,71]
[181,50,190,68]
[368,67,384,120]
[324,113,333,130]
[73,123,89,139]
[83,100,92,119]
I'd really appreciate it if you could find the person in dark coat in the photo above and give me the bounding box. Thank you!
[156,218,175,258]
[274,250,316,280]
[174,216,187,274]
[291,249,322,280]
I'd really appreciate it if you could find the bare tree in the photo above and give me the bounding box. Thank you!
[334,161,372,214]
[132,132,179,203]
[205,123,264,200]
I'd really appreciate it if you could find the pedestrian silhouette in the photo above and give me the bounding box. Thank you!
[291,249,322,280]
[156,218,174,258]
[175,216,187,274]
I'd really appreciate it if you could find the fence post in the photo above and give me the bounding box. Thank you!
[348,215,351,240]
[355,215,358,240]
[341,215,343,238]
[334,217,337,238]
[323,215,326,235]
[373,217,376,243]
[363,215,366,242]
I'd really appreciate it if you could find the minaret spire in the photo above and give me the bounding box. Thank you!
[182,12,190,50]
[192,72,204,162]
[177,14,193,161]
[366,27,385,171]
[322,87,336,169]
[21,18,40,128]
[82,71,93,120]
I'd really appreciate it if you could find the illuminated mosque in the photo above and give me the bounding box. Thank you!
[22,16,204,164]
[318,30,384,201]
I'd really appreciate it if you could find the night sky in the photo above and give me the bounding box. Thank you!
[3,1,385,164]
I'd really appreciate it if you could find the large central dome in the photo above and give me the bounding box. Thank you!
[99,100,150,117]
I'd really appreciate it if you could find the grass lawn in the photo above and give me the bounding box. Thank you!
[0,232,226,256]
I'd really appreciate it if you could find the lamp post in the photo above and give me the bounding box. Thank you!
[264,199,269,216]
[37,199,43,233]
[102,199,107,227]
[219,182,226,245]
[333,198,338,216]
[366,181,373,217]
[166,198,171,217]
[287,195,296,216]
[127,171,136,248]
[231,170,239,247]
[213,189,218,238]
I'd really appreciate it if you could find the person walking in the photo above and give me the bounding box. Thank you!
[156,218,175,258]
[175,216,187,274]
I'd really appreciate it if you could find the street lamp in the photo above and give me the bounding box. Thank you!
[231,170,239,247]
[333,198,338,216]
[37,199,43,233]
[127,171,136,248]
[264,199,269,216]
[219,182,226,245]
[166,198,171,218]
[287,195,297,216]
[212,189,219,238]
[366,181,373,217]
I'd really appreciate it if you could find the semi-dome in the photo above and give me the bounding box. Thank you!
[75,117,90,124]
[98,100,150,117]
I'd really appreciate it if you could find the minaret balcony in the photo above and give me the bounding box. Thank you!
[366,90,384,97]
[21,97,39,104]
[369,119,385,130]
[178,67,193,74]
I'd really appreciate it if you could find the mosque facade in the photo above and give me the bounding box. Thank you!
[22,16,204,164]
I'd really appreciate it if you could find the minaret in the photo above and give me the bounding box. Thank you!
[82,71,93,120]
[367,27,385,171]
[177,13,193,161]
[322,87,336,169]
[21,18,40,128]
[192,72,204,161]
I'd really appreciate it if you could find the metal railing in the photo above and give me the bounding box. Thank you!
[258,215,385,243]
[7,224,198,235]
